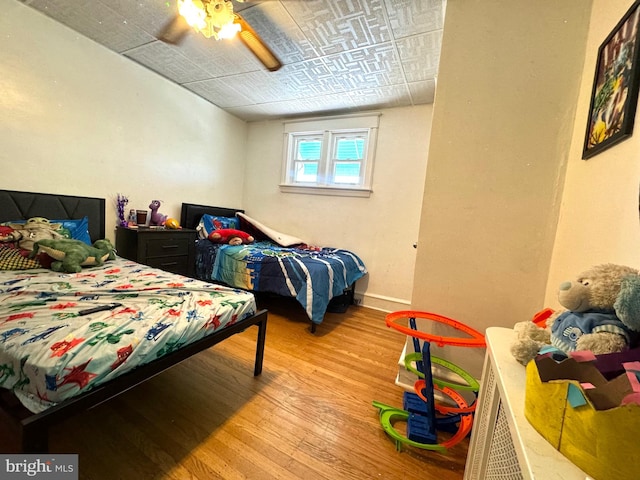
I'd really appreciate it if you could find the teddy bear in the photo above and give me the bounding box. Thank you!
[0,217,65,251]
[510,263,640,365]
[30,238,116,273]
[208,229,254,246]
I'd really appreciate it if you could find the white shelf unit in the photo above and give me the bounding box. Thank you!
[463,327,592,480]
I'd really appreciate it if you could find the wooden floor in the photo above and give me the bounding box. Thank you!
[0,297,470,479]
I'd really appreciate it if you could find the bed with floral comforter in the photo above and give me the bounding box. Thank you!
[0,257,256,413]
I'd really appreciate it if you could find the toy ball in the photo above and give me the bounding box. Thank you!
[164,218,181,229]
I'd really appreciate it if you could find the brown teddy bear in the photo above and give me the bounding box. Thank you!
[510,263,640,365]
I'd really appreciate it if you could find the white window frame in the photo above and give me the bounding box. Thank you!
[280,113,380,197]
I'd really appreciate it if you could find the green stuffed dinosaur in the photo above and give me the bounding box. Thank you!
[30,238,116,273]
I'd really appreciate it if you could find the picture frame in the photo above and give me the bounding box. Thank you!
[583,0,640,159]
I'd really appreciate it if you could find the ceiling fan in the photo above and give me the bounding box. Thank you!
[158,0,282,72]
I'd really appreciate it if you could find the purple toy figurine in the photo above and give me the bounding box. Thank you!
[149,200,168,226]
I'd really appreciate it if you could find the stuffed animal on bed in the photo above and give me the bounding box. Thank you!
[208,229,254,246]
[0,217,65,251]
[30,238,116,273]
[0,226,15,242]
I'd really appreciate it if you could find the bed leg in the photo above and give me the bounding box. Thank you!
[310,322,317,334]
[254,313,267,376]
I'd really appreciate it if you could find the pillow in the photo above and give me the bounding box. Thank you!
[0,244,42,270]
[197,214,240,239]
[3,217,91,245]
[53,217,92,245]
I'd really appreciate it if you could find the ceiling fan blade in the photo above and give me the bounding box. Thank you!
[234,14,282,72]
[157,14,192,45]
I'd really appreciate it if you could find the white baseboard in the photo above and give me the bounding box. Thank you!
[354,291,411,313]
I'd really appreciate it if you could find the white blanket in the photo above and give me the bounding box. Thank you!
[237,212,305,247]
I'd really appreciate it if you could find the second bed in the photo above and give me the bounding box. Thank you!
[180,203,367,329]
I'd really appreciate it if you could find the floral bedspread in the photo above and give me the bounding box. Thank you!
[0,257,256,413]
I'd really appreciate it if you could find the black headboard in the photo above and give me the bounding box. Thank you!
[180,203,244,230]
[0,190,106,242]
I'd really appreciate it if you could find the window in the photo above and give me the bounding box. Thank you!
[292,134,322,183]
[281,113,380,197]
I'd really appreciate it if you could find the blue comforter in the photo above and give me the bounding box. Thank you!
[195,240,367,324]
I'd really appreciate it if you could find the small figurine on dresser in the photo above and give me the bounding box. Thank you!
[127,209,136,227]
[149,200,168,226]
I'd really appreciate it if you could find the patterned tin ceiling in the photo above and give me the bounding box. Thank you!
[20,0,445,121]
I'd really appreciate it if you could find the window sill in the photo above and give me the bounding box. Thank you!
[279,184,372,198]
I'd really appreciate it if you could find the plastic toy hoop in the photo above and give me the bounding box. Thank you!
[375,310,484,452]
[403,352,480,393]
[421,382,474,445]
[373,393,473,451]
[386,310,486,347]
[414,379,476,415]
[372,402,446,452]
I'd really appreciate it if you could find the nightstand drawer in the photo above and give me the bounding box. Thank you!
[115,227,197,278]
[144,236,191,258]
[145,255,190,275]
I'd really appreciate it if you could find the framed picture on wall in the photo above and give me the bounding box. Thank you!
[583,0,640,159]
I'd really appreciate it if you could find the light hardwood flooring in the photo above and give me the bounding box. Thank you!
[0,297,470,479]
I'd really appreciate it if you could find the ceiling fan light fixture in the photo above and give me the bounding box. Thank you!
[217,21,241,40]
[164,0,281,72]
[235,15,282,71]
[177,0,207,30]
[206,0,234,28]
[178,0,238,41]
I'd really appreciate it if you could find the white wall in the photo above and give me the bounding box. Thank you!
[243,106,432,311]
[411,0,591,378]
[1,0,248,241]
[1,0,432,311]
[546,0,640,304]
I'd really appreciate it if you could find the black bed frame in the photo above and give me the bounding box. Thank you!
[0,189,106,242]
[180,202,244,230]
[0,190,267,453]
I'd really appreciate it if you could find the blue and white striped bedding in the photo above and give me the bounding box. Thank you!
[195,240,367,324]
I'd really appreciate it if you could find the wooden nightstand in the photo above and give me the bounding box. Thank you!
[115,227,197,277]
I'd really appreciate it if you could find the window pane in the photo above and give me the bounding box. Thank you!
[282,118,377,195]
[297,140,322,160]
[334,161,361,184]
[335,137,364,160]
[294,161,318,182]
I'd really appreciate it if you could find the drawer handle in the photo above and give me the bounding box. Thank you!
[160,262,178,267]
[161,244,179,249]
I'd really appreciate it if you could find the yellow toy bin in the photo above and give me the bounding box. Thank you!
[525,355,640,480]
